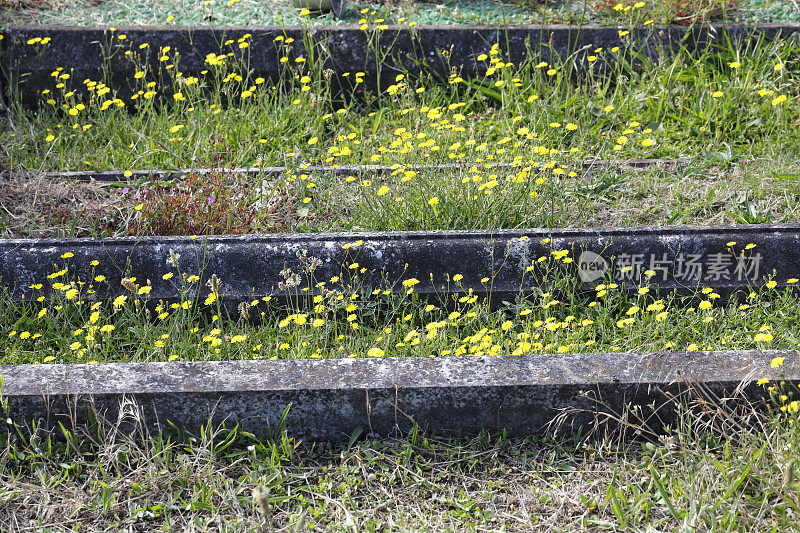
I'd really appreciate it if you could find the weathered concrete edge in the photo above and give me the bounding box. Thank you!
[2,350,796,440]
[0,159,690,183]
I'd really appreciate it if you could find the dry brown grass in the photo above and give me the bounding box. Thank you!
[0,174,129,238]
[0,0,99,11]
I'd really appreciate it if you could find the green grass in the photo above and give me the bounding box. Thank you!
[3,23,799,174]
[1,380,799,531]
[1,0,795,28]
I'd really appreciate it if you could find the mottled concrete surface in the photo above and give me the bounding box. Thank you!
[2,24,798,108]
[1,350,797,440]
[0,225,798,308]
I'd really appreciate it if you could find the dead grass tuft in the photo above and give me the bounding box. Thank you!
[0,173,129,238]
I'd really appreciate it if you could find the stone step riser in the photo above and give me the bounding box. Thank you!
[1,225,797,307]
[1,350,795,440]
[3,24,798,108]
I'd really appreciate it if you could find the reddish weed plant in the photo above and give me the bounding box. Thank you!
[127,170,259,236]
[593,0,738,24]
